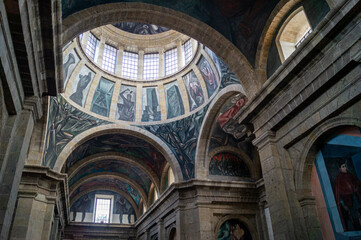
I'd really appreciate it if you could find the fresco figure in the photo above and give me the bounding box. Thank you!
[166,84,184,119]
[115,196,127,223]
[72,194,92,222]
[117,87,136,121]
[217,219,252,240]
[183,71,204,111]
[91,78,114,117]
[334,160,361,231]
[70,72,92,106]
[142,88,161,122]
[198,57,218,97]
[209,152,251,177]
[63,53,75,82]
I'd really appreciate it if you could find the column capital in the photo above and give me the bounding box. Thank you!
[252,130,276,151]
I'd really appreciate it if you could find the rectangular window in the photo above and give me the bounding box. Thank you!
[94,198,111,223]
[122,51,139,79]
[79,33,83,41]
[143,53,159,80]
[102,44,117,74]
[85,33,98,61]
[165,48,178,76]
[183,39,193,64]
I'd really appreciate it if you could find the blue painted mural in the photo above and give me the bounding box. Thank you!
[70,177,141,206]
[197,56,218,98]
[91,78,115,117]
[70,190,137,224]
[165,81,185,119]
[117,84,136,121]
[69,159,152,194]
[43,96,110,168]
[69,66,95,107]
[65,133,166,178]
[142,87,161,122]
[183,70,204,111]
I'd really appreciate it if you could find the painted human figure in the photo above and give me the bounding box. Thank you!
[72,194,91,222]
[70,72,92,106]
[63,53,75,81]
[200,60,217,96]
[188,77,204,110]
[334,160,361,231]
[115,196,127,223]
[117,88,135,121]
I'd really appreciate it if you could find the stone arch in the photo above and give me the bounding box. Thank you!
[207,146,260,180]
[195,84,245,179]
[66,152,160,194]
[70,186,139,219]
[69,172,148,208]
[147,183,157,207]
[295,116,361,192]
[255,0,301,84]
[53,124,183,182]
[160,162,170,194]
[214,215,258,240]
[61,2,258,97]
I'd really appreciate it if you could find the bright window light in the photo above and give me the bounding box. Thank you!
[85,33,98,61]
[143,53,159,80]
[122,51,138,79]
[94,198,111,223]
[165,48,178,76]
[183,39,193,64]
[102,44,117,74]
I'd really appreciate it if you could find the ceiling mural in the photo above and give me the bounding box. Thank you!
[68,159,152,194]
[61,0,280,66]
[70,177,142,206]
[65,133,167,178]
[113,22,169,35]
[42,96,110,168]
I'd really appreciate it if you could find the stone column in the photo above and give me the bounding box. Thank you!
[157,219,165,239]
[159,48,165,78]
[298,196,322,239]
[50,216,60,240]
[138,50,144,80]
[177,40,184,69]
[252,131,297,240]
[0,104,36,239]
[96,35,105,65]
[116,45,124,76]
[9,166,66,240]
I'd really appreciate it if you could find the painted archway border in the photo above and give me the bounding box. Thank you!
[53,124,183,182]
[61,2,258,97]
[195,84,245,179]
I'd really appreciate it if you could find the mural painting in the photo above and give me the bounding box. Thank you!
[205,47,241,89]
[316,127,361,233]
[68,159,152,195]
[65,134,166,178]
[70,190,136,224]
[63,49,79,88]
[69,66,95,107]
[71,194,92,222]
[117,85,136,121]
[42,96,110,168]
[217,219,252,240]
[164,81,184,119]
[197,57,218,98]
[142,87,161,122]
[143,105,209,179]
[91,78,115,117]
[113,22,169,35]
[183,70,204,111]
[209,152,250,178]
[70,178,141,206]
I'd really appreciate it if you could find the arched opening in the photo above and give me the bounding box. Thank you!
[276,7,312,62]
